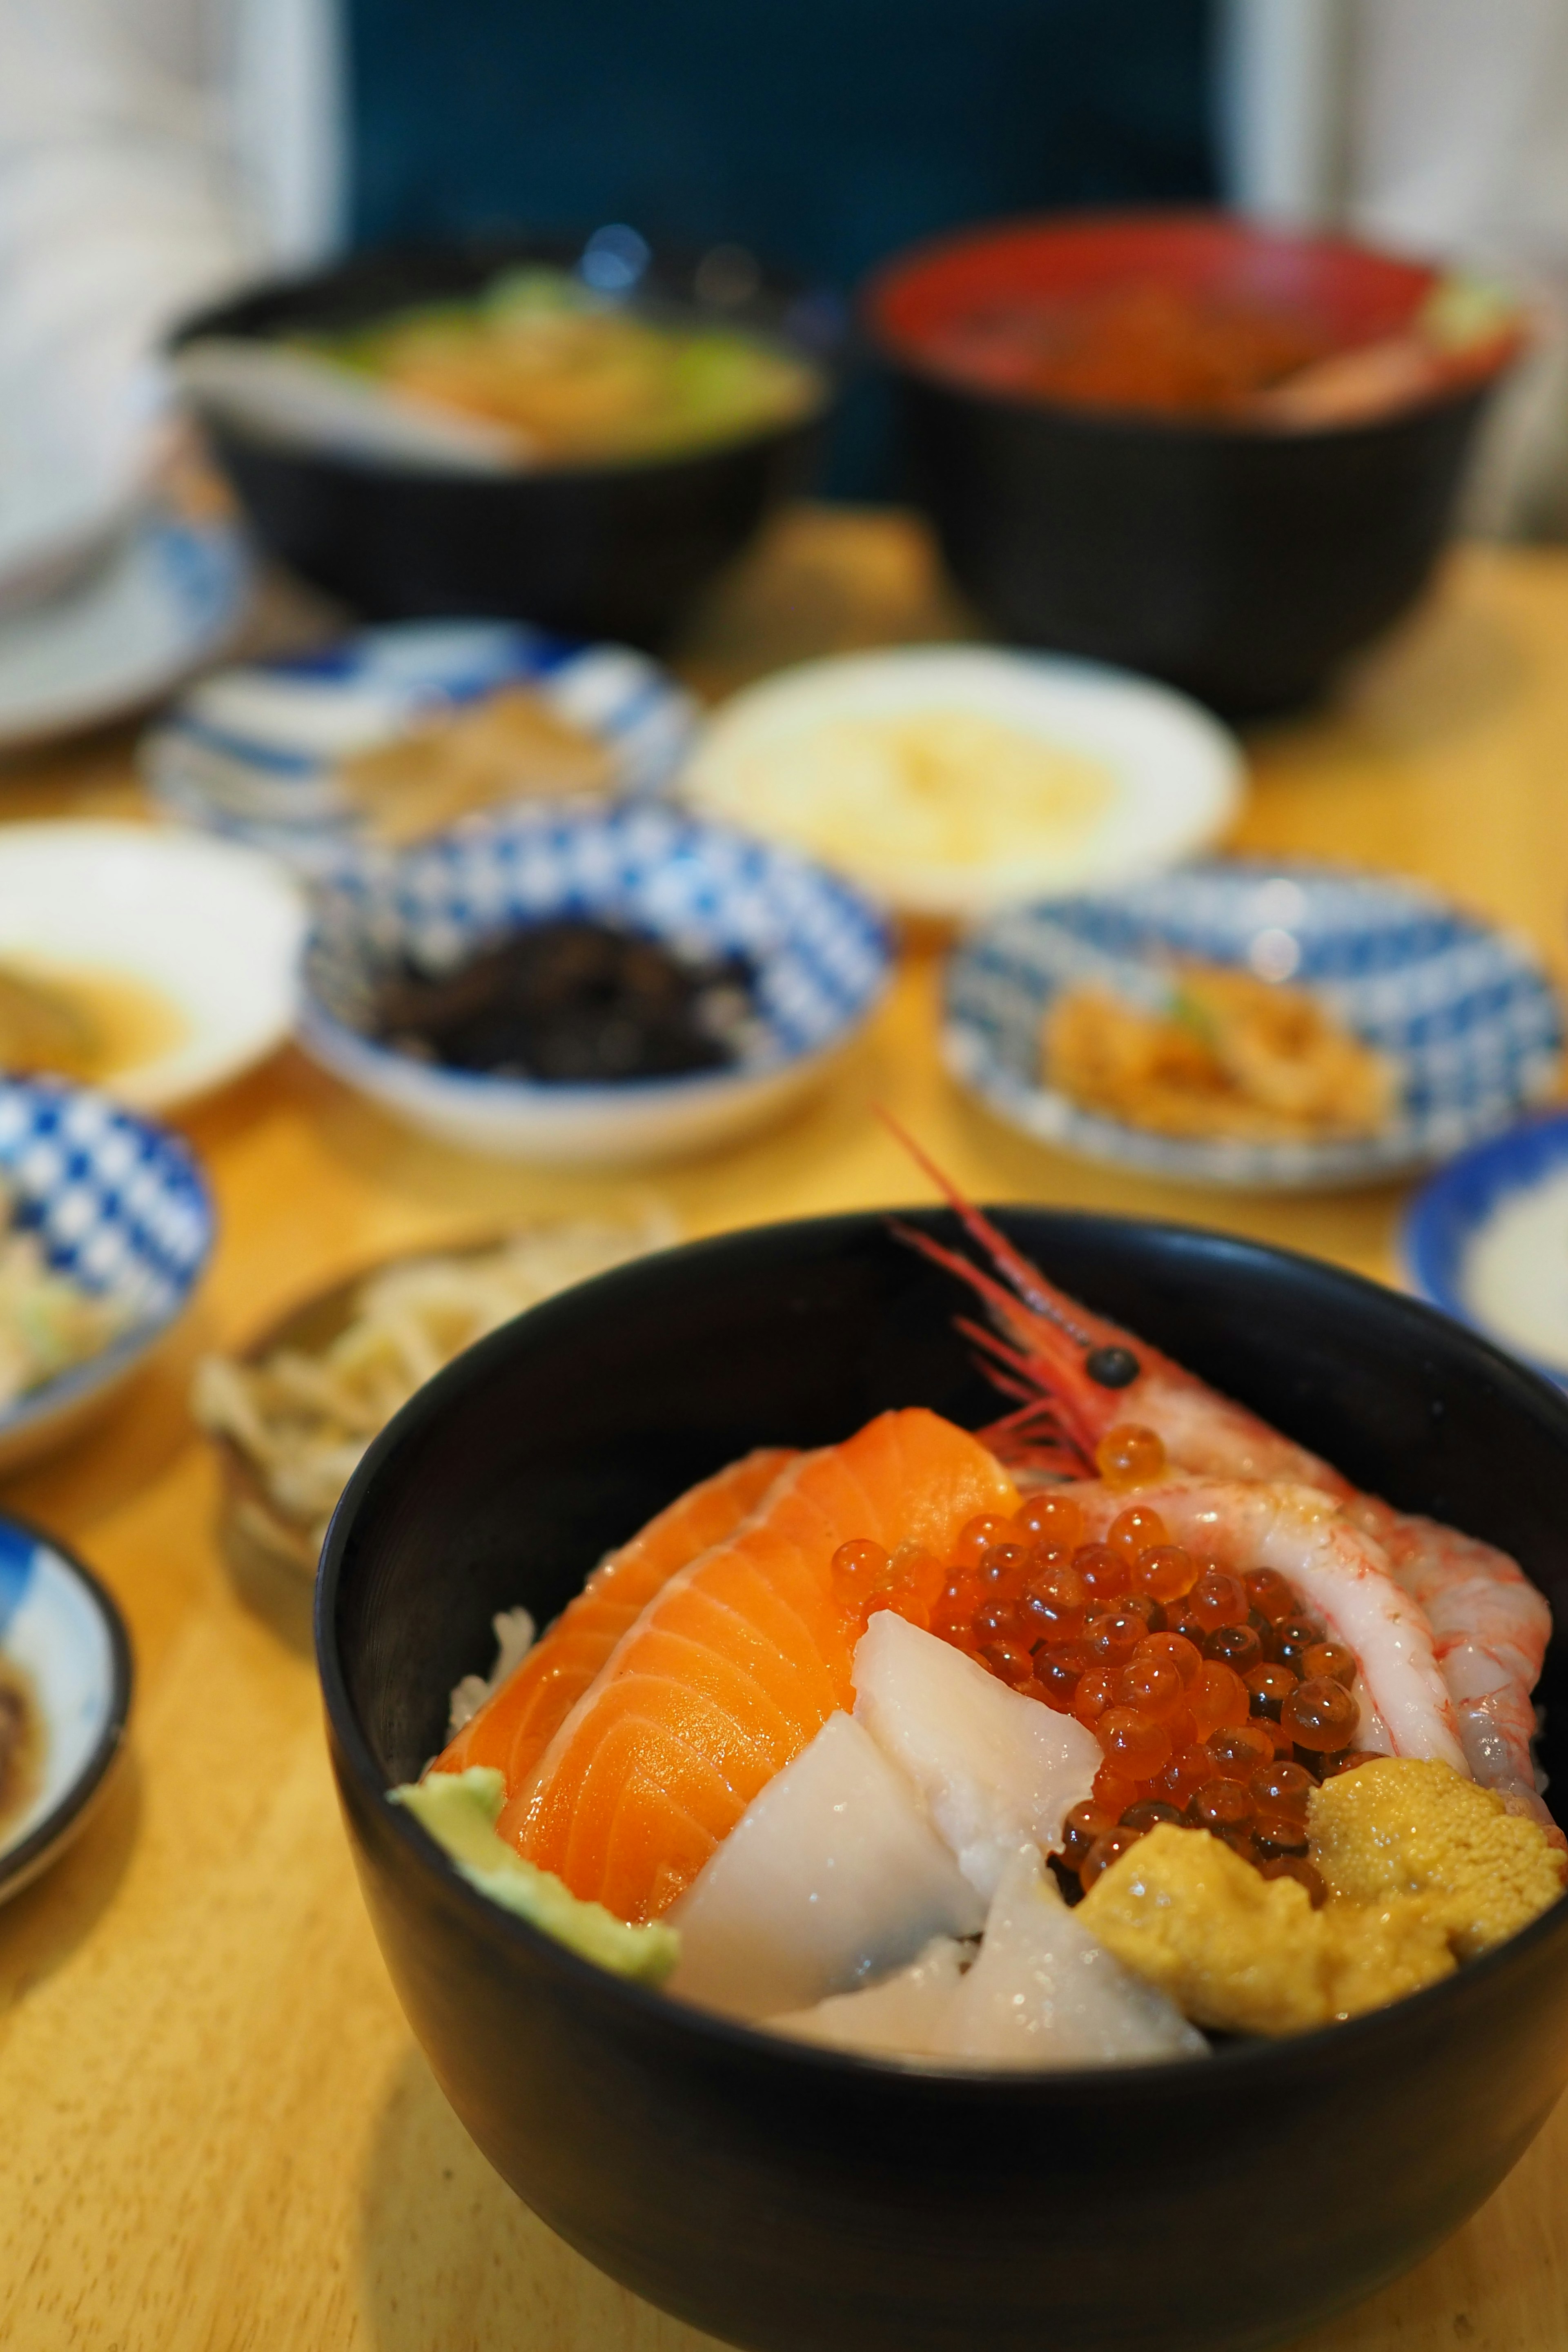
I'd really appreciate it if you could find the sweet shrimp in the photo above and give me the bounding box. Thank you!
[1064,1475,1468,1773]
[889,1124,1554,1828]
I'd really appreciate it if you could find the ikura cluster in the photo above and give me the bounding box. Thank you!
[828,1425,1375,1907]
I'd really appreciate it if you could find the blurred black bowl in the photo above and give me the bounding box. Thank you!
[169,235,841,647]
[318,1206,1568,2352]
[866,212,1521,715]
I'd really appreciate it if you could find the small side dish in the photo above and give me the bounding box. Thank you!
[945,862,1562,1189]
[193,1214,675,1571]
[0,1075,212,1473]
[144,620,699,875]
[0,1519,133,1901]
[1044,964,1399,1143]
[0,822,302,1110]
[0,1186,136,1407]
[403,1172,1563,2060]
[1403,1109,1568,1383]
[681,645,1243,922]
[295,802,891,1164]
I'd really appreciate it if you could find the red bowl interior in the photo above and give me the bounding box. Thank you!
[868,210,1446,356]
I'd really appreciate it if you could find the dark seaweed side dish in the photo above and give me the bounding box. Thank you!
[370,918,760,1083]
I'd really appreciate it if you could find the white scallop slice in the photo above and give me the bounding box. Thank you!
[944,1847,1207,2067]
[765,1936,969,2056]
[665,1711,984,2022]
[852,1613,1101,1900]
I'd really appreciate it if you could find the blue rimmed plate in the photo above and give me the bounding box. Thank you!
[0,1517,132,1900]
[0,1076,214,1469]
[296,800,893,1164]
[142,618,700,875]
[1403,1111,1568,1385]
[943,861,1563,1190]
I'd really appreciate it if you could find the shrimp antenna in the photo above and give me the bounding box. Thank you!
[876,1108,1096,1348]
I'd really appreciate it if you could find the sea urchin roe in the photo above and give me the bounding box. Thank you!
[1079,1824,1456,2035]
[1309,1757,1568,1956]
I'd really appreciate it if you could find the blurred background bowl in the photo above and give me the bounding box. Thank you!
[169,235,843,648]
[866,210,1521,715]
[296,801,891,1164]
[318,1207,1568,2352]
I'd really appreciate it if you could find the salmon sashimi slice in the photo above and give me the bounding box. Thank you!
[433,1447,797,1794]
[510,1408,1019,1922]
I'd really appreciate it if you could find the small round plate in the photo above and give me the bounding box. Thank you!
[0,500,250,751]
[0,1516,132,1902]
[1402,1111,1568,1385]
[944,860,1564,1190]
[0,1075,214,1472]
[0,822,303,1109]
[679,644,1244,920]
[296,801,893,1165]
[143,618,701,876]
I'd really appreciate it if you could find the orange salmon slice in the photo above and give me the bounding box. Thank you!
[510,1407,1018,1922]
[434,1447,797,1793]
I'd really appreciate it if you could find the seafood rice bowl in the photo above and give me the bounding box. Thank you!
[319,1167,1568,2352]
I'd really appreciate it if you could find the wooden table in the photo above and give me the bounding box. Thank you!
[2,509,1567,2350]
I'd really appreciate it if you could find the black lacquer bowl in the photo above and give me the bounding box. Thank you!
[170,237,838,646]
[317,1210,1568,2352]
[866,213,1520,715]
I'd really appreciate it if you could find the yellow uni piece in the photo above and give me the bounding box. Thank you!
[1078,1826,1453,2037]
[1308,1757,1566,1958]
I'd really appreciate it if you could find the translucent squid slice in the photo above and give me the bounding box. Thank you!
[944,1846,1208,2066]
[665,1710,984,2020]
[852,1612,1101,1898]
[766,1936,968,2055]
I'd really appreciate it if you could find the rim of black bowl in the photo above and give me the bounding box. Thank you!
[0,1515,134,1899]
[862,207,1522,446]
[167,232,848,488]
[316,1206,1568,2092]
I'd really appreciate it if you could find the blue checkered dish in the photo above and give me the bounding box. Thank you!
[944,861,1564,1189]
[0,1077,213,1457]
[141,619,700,876]
[296,802,892,1164]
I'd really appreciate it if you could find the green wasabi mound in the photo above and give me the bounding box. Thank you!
[390,1767,681,1987]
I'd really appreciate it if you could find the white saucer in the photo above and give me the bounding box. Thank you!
[0,501,250,751]
[680,645,1245,921]
[0,822,305,1109]
[0,1517,132,1901]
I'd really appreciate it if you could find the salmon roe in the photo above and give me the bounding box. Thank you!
[841,1503,1370,1900]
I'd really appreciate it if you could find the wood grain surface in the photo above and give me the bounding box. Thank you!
[2,508,1567,2350]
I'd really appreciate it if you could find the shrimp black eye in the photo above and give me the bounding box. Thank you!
[1085,1345,1139,1389]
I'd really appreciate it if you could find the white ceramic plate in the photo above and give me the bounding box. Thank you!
[0,501,250,751]
[679,645,1245,920]
[0,823,305,1109]
[0,372,143,617]
[0,1519,132,1900]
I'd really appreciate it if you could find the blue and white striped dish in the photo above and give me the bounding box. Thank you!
[141,619,701,875]
[1402,1112,1568,1386]
[0,1077,214,1467]
[944,862,1564,1190]
[297,801,893,1164]
[0,1518,132,1898]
